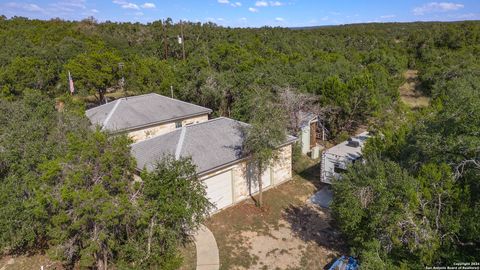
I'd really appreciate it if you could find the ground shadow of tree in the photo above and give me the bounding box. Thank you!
[282,204,347,264]
[297,161,324,190]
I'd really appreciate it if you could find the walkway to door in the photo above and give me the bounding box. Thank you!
[194,225,220,270]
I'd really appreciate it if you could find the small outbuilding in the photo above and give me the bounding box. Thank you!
[298,112,318,155]
[320,131,370,184]
[298,111,327,158]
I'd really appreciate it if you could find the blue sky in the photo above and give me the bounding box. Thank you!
[1,0,479,27]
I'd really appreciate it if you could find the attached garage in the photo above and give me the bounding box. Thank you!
[131,117,297,214]
[246,163,272,194]
[204,170,233,212]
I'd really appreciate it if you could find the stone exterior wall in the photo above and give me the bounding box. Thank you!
[127,114,209,142]
[272,144,292,185]
[199,144,293,206]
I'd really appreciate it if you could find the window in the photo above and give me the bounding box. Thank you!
[334,163,347,174]
[175,121,182,128]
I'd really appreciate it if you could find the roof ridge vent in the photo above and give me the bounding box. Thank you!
[175,126,187,160]
[101,99,122,130]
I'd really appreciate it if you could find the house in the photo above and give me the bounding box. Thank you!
[85,93,212,142]
[131,117,297,213]
[320,131,370,184]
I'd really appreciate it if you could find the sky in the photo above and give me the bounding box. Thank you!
[1,0,479,27]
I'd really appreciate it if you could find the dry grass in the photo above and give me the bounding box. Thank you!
[399,70,430,108]
[0,255,63,270]
[206,157,345,270]
[178,240,197,270]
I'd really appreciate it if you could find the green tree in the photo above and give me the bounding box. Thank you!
[0,56,55,98]
[43,130,137,269]
[0,90,89,253]
[242,91,287,207]
[65,51,122,103]
[127,57,176,95]
[127,155,212,269]
[331,158,463,267]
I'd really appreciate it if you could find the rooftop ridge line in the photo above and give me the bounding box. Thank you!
[175,126,187,160]
[101,99,122,130]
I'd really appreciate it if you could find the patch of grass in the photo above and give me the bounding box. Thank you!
[399,69,430,109]
[178,240,196,270]
[0,254,63,270]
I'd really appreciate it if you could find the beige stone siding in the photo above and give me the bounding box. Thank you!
[272,144,292,185]
[182,114,209,126]
[128,114,209,142]
[199,144,293,207]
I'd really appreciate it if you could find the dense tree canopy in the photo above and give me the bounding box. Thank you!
[1,16,479,268]
[332,21,480,267]
[0,93,211,269]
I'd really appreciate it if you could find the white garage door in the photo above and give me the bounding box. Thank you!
[204,170,233,212]
[248,165,272,194]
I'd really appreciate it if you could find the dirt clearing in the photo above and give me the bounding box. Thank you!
[399,69,430,108]
[206,159,345,270]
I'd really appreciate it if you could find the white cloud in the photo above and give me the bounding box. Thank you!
[239,17,247,21]
[275,17,284,21]
[6,2,44,12]
[413,2,464,15]
[269,1,283,6]
[248,7,259,12]
[122,3,139,9]
[48,0,87,12]
[218,0,229,4]
[141,2,155,8]
[217,17,225,21]
[255,1,268,7]
[112,0,140,10]
[231,2,242,7]
[135,11,144,16]
[91,9,99,13]
[63,0,86,9]
[380,14,396,19]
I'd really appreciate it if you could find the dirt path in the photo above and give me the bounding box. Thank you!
[399,70,429,108]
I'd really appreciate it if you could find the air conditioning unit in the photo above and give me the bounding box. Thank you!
[311,146,321,159]
[347,138,360,147]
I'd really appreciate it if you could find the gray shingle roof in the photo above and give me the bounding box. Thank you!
[299,111,318,128]
[131,117,297,174]
[85,93,212,132]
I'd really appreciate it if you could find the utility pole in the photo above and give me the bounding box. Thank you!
[180,21,186,60]
[163,20,168,60]
[170,85,174,98]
